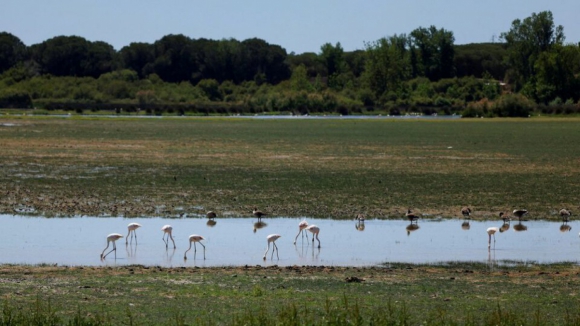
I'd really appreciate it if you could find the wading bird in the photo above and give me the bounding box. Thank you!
[560,209,572,222]
[207,211,217,219]
[499,212,510,223]
[253,207,267,220]
[406,209,420,224]
[293,220,309,244]
[161,225,176,249]
[461,207,472,218]
[126,223,142,244]
[487,227,499,249]
[306,225,321,248]
[101,233,123,259]
[263,234,281,260]
[355,214,365,222]
[184,234,205,260]
[512,209,528,221]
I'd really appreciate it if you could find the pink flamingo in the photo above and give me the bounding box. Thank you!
[487,227,499,249]
[101,233,123,259]
[161,225,176,249]
[306,225,321,248]
[293,220,309,244]
[263,234,281,260]
[126,223,142,244]
[184,234,205,260]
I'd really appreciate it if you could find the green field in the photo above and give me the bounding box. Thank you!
[1,116,580,324]
[1,116,578,219]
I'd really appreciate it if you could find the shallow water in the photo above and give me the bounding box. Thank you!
[0,215,577,267]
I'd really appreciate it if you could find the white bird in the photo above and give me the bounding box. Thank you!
[101,233,123,259]
[306,225,321,248]
[184,234,205,260]
[487,227,499,248]
[263,234,281,260]
[126,223,142,244]
[161,225,176,249]
[293,220,309,244]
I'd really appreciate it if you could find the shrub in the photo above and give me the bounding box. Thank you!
[492,93,535,117]
[0,88,33,108]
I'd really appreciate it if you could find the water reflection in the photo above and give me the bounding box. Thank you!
[500,222,510,233]
[1,215,579,267]
[461,221,470,230]
[513,222,528,232]
[206,219,217,227]
[406,222,420,236]
[253,221,267,233]
[356,220,366,231]
[560,222,572,233]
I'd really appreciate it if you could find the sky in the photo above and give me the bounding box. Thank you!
[2,0,579,54]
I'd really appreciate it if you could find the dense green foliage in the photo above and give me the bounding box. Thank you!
[1,11,579,116]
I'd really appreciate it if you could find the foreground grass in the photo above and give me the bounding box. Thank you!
[1,263,580,325]
[1,116,579,219]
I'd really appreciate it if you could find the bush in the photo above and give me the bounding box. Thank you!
[0,88,33,108]
[492,94,534,117]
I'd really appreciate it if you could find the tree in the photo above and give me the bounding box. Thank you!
[501,11,565,92]
[409,26,455,81]
[0,32,27,74]
[363,34,411,98]
[120,42,155,78]
[30,36,116,77]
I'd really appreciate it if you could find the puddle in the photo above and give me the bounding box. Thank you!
[0,215,577,267]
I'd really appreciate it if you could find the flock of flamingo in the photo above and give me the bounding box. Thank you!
[100,206,574,260]
[100,207,322,261]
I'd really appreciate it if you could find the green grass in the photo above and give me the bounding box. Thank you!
[2,264,580,325]
[1,116,579,219]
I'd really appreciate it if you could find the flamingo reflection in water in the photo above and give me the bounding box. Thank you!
[461,220,470,230]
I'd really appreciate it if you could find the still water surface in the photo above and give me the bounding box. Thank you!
[0,215,577,267]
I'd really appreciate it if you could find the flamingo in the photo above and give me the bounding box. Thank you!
[126,223,142,244]
[406,209,419,224]
[293,220,309,244]
[306,225,321,248]
[161,225,176,249]
[461,207,472,218]
[263,234,281,260]
[512,209,528,221]
[253,207,267,220]
[101,233,123,259]
[560,209,572,222]
[487,227,499,248]
[355,214,365,222]
[184,234,205,260]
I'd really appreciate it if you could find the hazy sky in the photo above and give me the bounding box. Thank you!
[2,0,579,53]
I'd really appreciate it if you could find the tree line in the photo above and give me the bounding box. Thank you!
[1,11,579,117]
